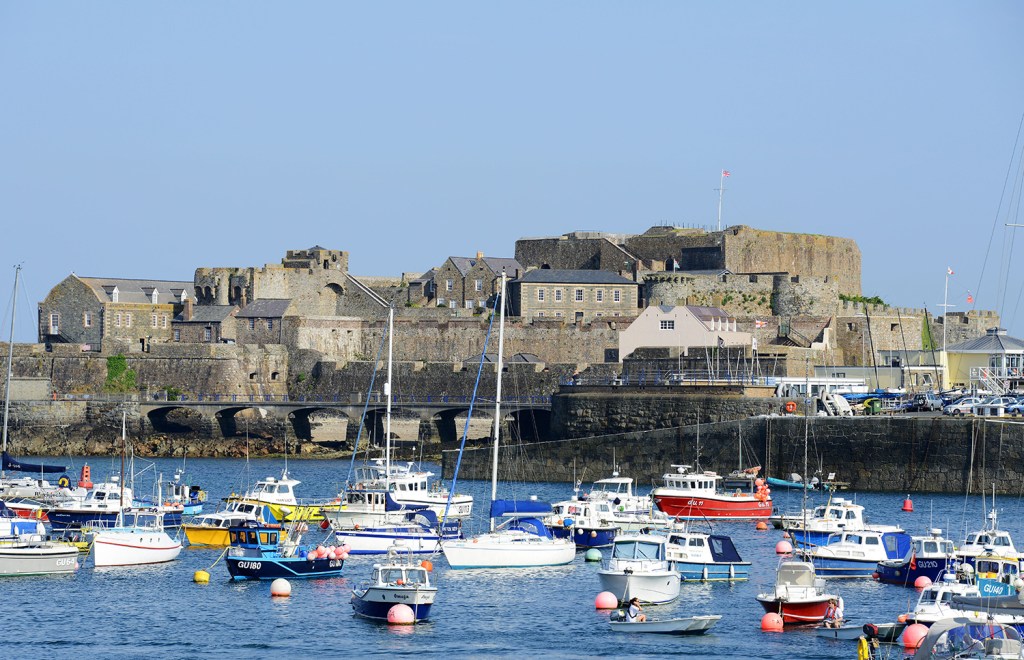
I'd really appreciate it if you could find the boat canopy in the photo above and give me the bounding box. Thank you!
[504,516,553,539]
[915,617,1021,659]
[708,535,744,563]
[776,562,816,586]
[612,538,665,561]
[489,499,552,518]
[2,451,67,474]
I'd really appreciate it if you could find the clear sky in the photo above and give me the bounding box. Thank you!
[1,2,1022,343]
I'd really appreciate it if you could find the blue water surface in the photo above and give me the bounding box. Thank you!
[4,455,1022,659]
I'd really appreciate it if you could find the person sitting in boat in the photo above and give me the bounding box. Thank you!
[626,597,646,623]
[823,598,841,628]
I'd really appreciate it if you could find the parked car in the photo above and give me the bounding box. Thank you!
[908,392,943,412]
[1006,400,1024,417]
[943,396,983,416]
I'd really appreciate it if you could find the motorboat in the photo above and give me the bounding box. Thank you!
[651,465,771,520]
[344,459,473,520]
[906,571,989,627]
[92,507,182,567]
[755,560,837,624]
[183,500,269,547]
[545,498,618,549]
[798,529,912,578]
[784,497,903,548]
[597,533,681,605]
[225,520,344,580]
[351,543,437,622]
[664,526,750,581]
[321,487,424,530]
[333,509,460,555]
[47,479,135,531]
[974,548,1023,598]
[224,472,311,523]
[914,617,1024,659]
[958,510,1021,566]
[608,613,721,635]
[0,533,79,577]
[876,528,957,586]
[160,469,206,515]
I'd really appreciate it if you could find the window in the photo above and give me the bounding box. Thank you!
[660,320,675,330]
[474,279,482,292]
[203,327,212,342]
[596,290,604,303]
[847,322,856,331]
[151,314,158,328]
[613,289,621,303]
[574,289,584,302]
[173,329,181,342]
[249,318,255,330]
[555,312,562,318]
[890,323,899,332]
[162,314,168,328]
[111,287,119,303]
[437,298,446,306]
[445,279,453,292]
[537,288,545,302]
[267,319,274,331]
[465,300,473,309]
[83,312,92,328]
[49,313,60,334]
[554,290,563,302]
[448,300,456,309]
[115,313,122,328]
[125,313,132,328]
[537,312,545,317]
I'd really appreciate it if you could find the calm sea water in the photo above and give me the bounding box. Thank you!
[5,455,1023,659]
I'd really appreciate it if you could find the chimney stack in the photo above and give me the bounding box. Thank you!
[476,251,484,260]
[183,297,194,322]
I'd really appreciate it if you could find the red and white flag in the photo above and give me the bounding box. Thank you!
[947,266,954,276]
[755,319,767,328]
[967,291,974,304]
[722,169,731,177]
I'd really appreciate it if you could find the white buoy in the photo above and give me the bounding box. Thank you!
[270,578,292,597]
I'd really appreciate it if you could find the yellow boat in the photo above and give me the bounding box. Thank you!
[184,500,272,547]
[224,472,337,524]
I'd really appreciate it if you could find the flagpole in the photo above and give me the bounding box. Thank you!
[942,270,949,353]
[717,170,726,231]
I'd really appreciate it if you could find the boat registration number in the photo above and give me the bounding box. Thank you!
[237,561,262,570]
[55,557,77,567]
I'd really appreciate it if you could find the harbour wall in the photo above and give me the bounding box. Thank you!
[442,416,1024,495]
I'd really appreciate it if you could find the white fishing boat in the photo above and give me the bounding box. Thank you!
[347,459,473,520]
[351,543,437,622]
[598,533,681,605]
[441,274,575,569]
[958,509,1021,565]
[92,507,182,567]
[224,472,302,523]
[0,499,78,576]
[608,613,721,635]
[785,497,904,548]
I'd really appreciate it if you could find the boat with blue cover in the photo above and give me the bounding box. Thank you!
[664,526,750,581]
[798,529,912,578]
[351,543,437,622]
[876,528,956,586]
[442,499,575,569]
[225,520,344,580]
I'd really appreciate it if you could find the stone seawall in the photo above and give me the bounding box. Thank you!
[442,417,1024,495]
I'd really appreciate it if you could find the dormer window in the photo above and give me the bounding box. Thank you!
[152,289,159,304]
[111,286,119,303]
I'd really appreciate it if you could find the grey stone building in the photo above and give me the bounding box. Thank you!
[172,300,238,344]
[236,299,291,345]
[432,253,523,311]
[39,275,192,351]
[509,269,639,323]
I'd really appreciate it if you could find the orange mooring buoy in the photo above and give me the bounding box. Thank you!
[902,495,914,512]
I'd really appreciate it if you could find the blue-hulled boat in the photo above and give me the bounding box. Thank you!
[876,528,956,586]
[225,520,344,580]
[664,528,750,581]
[973,549,1022,598]
[798,529,912,578]
[351,543,437,622]
[786,497,903,549]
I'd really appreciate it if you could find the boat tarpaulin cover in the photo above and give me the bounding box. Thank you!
[490,499,553,518]
[2,451,67,474]
[709,535,744,563]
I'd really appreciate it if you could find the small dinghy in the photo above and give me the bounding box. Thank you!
[608,613,721,635]
[815,624,864,641]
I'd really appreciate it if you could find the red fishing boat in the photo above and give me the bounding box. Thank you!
[651,465,772,520]
[756,560,837,624]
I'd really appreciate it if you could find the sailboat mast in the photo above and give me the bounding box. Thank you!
[489,272,507,530]
[384,305,394,491]
[1,264,21,468]
[120,411,126,509]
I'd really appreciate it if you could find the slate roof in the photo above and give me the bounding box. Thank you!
[174,305,237,324]
[685,305,733,322]
[447,256,523,277]
[236,299,292,318]
[515,269,636,285]
[78,276,193,304]
[947,329,1024,353]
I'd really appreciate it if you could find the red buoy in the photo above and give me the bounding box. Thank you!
[902,495,914,512]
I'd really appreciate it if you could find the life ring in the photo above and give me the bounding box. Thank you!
[57,475,71,489]
[784,401,797,414]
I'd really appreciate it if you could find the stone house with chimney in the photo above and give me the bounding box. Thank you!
[235,299,291,344]
[38,275,192,351]
[171,301,239,343]
[432,253,523,311]
[509,269,639,323]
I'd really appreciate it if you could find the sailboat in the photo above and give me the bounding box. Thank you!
[441,273,576,569]
[331,306,459,555]
[1,265,69,494]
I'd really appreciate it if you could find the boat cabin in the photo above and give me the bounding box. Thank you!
[666,532,744,564]
[586,476,634,499]
[228,522,282,551]
[115,508,163,530]
[79,481,134,509]
[808,499,865,527]
[960,530,1017,556]
[913,529,956,558]
[774,561,823,589]
[370,564,430,587]
[610,536,667,562]
[660,466,722,494]
[247,476,298,505]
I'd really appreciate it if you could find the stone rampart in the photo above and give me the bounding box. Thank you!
[443,416,1024,495]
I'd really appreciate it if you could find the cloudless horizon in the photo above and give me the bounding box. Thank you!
[2,2,1022,343]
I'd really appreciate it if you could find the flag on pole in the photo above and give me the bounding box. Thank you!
[755,319,767,328]
[947,266,954,276]
[967,291,974,304]
[722,170,731,177]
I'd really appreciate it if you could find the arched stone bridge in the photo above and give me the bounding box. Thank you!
[138,395,553,446]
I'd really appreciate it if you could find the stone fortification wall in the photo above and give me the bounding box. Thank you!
[773,275,841,317]
[514,235,614,271]
[443,416,1024,495]
[644,272,841,319]
[932,310,1003,347]
[835,301,928,365]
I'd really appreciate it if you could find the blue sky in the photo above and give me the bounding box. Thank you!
[1,2,1022,342]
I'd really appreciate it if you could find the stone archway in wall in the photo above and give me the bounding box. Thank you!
[320,282,345,315]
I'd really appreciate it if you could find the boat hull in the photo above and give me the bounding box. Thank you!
[333,527,447,555]
[183,525,231,548]
[566,526,617,549]
[93,533,182,567]
[442,536,576,569]
[875,558,950,586]
[807,557,882,579]
[677,561,751,581]
[756,595,831,624]
[49,509,182,531]
[608,615,721,635]
[226,556,344,580]
[0,544,79,576]
[597,570,681,605]
[351,587,436,621]
[652,494,771,520]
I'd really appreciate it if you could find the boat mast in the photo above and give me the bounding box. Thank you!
[384,305,394,491]
[120,411,126,509]
[489,272,507,531]
[1,264,21,473]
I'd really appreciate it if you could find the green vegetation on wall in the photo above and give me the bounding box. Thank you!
[922,316,936,351]
[104,354,137,393]
[840,293,886,306]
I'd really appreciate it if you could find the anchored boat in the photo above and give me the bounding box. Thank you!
[351,543,437,622]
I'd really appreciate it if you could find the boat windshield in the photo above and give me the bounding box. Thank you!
[612,540,663,560]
